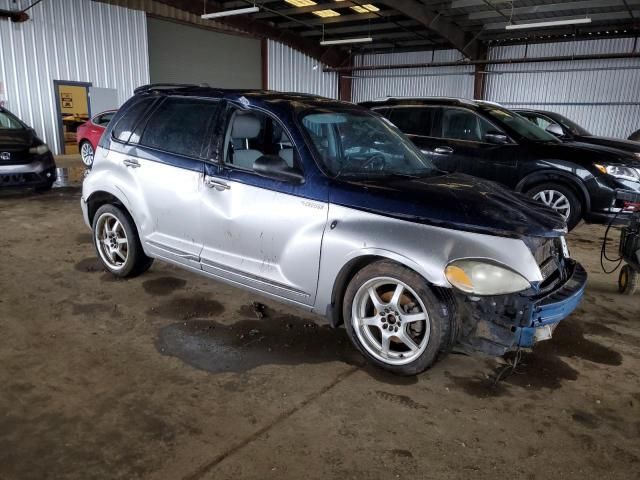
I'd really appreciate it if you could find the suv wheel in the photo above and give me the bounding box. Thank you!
[527,182,582,231]
[80,141,95,167]
[92,204,153,278]
[343,260,449,376]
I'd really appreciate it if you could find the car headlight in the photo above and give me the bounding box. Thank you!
[445,259,531,295]
[595,163,640,182]
[28,144,49,155]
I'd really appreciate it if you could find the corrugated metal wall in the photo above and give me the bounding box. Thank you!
[0,0,149,154]
[351,49,475,103]
[267,40,338,99]
[485,38,640,138]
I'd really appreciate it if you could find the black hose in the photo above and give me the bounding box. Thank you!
[600,209,623,274]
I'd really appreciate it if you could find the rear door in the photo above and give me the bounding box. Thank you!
[436,106,519,185]
[125,96,220,268]
[199,103,329,306]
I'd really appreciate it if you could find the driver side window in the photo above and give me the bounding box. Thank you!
[441,108,496,143]
[223,108,301,173]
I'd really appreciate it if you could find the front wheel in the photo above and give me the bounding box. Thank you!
[343,260,450,376]
[92,204,153,278]
[527,182,583,231]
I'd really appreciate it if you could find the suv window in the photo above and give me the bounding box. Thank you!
[137,98,219,158]
[524,113,554,131]
[388,107,436,137]
[441,107,495,142]
[223,108,300,173]
[112,98,154,143]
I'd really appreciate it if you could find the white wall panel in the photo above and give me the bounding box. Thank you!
[267,40,338,99]
[351,49,474,103]
[486,38,640,138]
[0,0,149,153]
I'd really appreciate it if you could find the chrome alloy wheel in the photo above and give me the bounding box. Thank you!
[80,142,94,166]
[95,212,129,271]
[532,189,571,220]
[351,277,430,366]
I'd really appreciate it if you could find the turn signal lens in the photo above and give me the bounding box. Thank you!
[444,265,474,293]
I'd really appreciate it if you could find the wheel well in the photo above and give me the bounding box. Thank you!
[328,255,385,328]
[86,191,125,226]
[517,174,590,212]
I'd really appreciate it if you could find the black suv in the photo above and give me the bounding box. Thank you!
[516,108,640,155]
[0,107,56,190]
[361,98,640,230]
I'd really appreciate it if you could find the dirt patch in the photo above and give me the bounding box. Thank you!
[142,277,187,296]
[572,410,602,429]
[535,319,623,366]
[74,257,103,273]
[147,296,224,320]
[156,316,359,374]
[75,233,93,244]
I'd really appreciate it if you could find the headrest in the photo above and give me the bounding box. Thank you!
[232,114,261,139]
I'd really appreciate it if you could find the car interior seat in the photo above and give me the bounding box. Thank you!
[228,113,263,169]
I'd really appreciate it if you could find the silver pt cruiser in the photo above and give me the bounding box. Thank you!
[81,85,587,375]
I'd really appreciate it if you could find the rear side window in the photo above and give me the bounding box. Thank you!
[137,98,218,158]
[95,112,115,127]
[112,98,154,143]
[440,107,496,142]
[389,107,436,137]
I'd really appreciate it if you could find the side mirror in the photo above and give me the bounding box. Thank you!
[484,131,510,145]
[545,123,565,137]
[253,155,304,183]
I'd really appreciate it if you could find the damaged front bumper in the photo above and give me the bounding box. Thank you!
[457,260,587,356]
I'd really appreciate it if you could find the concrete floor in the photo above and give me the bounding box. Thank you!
[0,181,639,480]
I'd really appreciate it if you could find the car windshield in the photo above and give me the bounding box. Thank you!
[481,106,559,143]
[552,112,591,136]
[301,109,437,178]
[0,110,25,130]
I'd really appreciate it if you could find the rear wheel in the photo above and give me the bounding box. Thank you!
[527,182,583,231]
[343,260,449,376]
[80,141,95,167]
[618,265,638,295]
[92,204,153,278]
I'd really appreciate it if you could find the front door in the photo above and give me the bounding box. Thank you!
[199,105,328,305]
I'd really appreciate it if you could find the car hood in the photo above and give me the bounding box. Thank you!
[576,135,640,154]
[330,172,566,238]
[528,139,640,167]
[0,128,37,149]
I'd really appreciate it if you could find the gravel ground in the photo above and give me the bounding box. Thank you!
[0,180,638,480]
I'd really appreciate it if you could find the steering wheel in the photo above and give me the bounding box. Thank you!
[340,152,387,174]
[361,153,387,171]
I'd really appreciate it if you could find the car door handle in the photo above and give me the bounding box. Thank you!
[434,146,454,154]
[205,176,230,191]
[123,159,140,168]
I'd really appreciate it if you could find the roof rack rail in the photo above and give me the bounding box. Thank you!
[133,83,209,94]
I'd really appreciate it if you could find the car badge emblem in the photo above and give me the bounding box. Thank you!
[0,152,10,161]
[239,96,251,108]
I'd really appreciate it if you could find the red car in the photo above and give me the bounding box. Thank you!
[76,110,116,166]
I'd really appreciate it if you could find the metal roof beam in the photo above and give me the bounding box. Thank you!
[469,0,640,21]
[379,0,482,58]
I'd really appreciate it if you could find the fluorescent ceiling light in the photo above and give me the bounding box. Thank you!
[313,9,340,17]
[320,36,373,46]
[505,18,591,30]
[285,0,316,6]
[201,6,259,19]
[351,4,379,13]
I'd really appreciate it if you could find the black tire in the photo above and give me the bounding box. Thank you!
[92,204,153,278]
[343,260,450,376]
[80,140,95,167]
[34,180,54,192]
[618,265,638,295]
[526,182,583,231]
